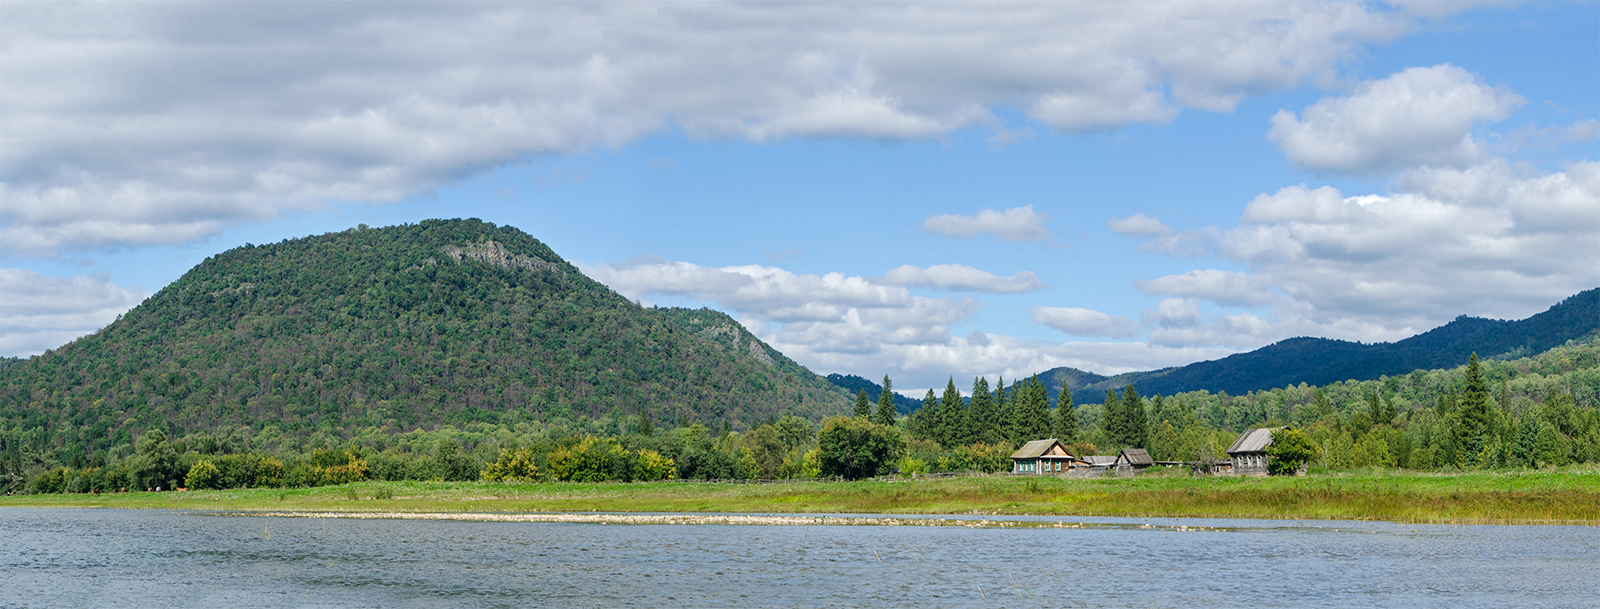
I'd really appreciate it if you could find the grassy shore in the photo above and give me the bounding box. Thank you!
[5,466,1597,524]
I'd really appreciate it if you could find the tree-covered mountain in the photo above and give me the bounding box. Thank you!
[0,219,851,458]
[1036,288,1600,399]
[824,374,923,414]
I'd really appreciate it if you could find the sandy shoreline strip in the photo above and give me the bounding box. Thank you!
[206,511,1111,528]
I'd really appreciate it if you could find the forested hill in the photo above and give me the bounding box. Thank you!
[1038,288,1600,400]
[0,219,851,454]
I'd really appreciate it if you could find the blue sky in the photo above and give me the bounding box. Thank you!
[3,1,1596,393]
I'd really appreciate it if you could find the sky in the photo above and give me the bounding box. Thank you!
[2,0,1597,394]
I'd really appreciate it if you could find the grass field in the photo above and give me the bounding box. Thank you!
[5,466,1597,524]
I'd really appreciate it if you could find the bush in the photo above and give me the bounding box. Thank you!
[548,436,631,482]
[185,460,223,490]
[482,448,540,482]
[428,440,479,481]
[817,416,906,480]
[633,449,677,481]
[28,467,70,494]
[282,450,368,487]
[1268,428,1316,476]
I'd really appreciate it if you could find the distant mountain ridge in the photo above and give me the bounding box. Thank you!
[1039,288,1600,400]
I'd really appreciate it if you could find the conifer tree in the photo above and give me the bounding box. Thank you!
[1052,385,1078,443]
[1012,376,1051,442]
[875,375,898,427]
[939,378,964,448]
[997,377,1018,443]
[1121,385,1148,449]
[968,377,995,444]
[913,388,939,439]
[1455,352,1493,467]
[1102,388,1121,446]
[854,389,871,419]
[1314,387,1334,420]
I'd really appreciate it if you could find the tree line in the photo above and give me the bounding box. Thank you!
[9,336,1600,494]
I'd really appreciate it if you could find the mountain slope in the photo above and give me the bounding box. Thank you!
[0,219,850,453]
[1039,288,1600,399]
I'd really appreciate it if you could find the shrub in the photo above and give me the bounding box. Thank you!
[817,416,906,480]
[1267,428,1316,476]
[548,436,631,482]
[28,467,70,494]
[185,460,223,490]
[633,449,676,481]
[482,448,540,483]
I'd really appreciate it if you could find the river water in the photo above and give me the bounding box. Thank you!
[2,508,1595,608]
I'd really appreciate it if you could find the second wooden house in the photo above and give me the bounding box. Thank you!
[1010,439,1081,475]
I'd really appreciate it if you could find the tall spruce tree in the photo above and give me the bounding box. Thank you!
[875,375,898,427]
[1052,385,1078,443]
[1102,388,1121,446]
[969,377,996,444]
[1314,387,1334,420]
[1455,352,1493,468]
[910,388,939,440]
[1012,376,1051,442]
[854,389,872,419]
[998,377,1018,443]
[1122,385,1148,448]
[939,378,965,448]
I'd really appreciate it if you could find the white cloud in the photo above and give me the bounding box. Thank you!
[1136,269,1276,307]
[0,269,147,357]
[1107,213,1173,238]
[1142,298,1204,328]
[1268,64,1523,174]
[1030,306,1141,339]
[922,205,1052,242]
[1124,160,1600,345]
[1,1,1411,255]
[1146,312,1277,349]
[582,255,1230,389]
[882,264,1042,294]
[582,259,978,352]
[1500,119,1600,153]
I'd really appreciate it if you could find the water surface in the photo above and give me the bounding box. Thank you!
[2,508,1595,608]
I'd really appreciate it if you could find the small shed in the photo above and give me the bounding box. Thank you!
[1010,439,1078,475]
[1081,455,1117,474]
[1114,448,1154,471]
[1226,427,1283,476]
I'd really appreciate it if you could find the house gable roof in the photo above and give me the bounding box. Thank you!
[1117,447,1153,466]
[1226,427,1282,455]
[1010,439,1067,459]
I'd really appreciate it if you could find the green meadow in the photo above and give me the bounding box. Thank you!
[6,466,1597,525]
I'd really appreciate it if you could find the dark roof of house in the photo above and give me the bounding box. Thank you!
[1011,439,1064,460]
[1226,427,1282,455]
[1117,448,1153,466]
[1082,455,1118,466]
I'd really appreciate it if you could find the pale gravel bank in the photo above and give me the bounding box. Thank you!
[209,511,1234,531]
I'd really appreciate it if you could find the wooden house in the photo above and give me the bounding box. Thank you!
[1009,439,1079,475]
[1114,448,1154,474]
[1226,427,1283,476]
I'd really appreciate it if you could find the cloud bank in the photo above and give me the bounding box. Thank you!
[1119,66,1599,350]
[2,1,1409,255]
